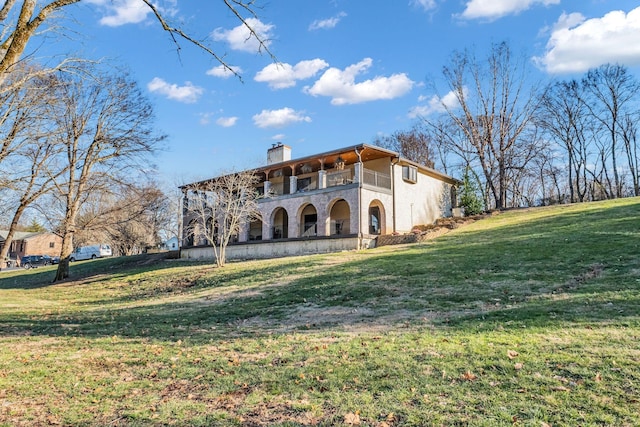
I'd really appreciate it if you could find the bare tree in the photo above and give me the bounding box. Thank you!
[0,65,65,268]
[425,42,542,209]
[621,114,639,196]
[582,64,640,198]
[47,66,164,281]
[505,139,543,206]
[72,182,172,255]
[373,125,436,167]
[0,0,274,77]
[182,170,262,268]
[538,80,592,203]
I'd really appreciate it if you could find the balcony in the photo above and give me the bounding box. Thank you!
[261,166,391,200]
[326,170,353,187]
[363,169,391,189]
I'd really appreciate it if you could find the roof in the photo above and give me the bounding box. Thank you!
[181,143,460,188]
[0,230,51,241]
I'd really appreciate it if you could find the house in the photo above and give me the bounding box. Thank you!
[180,143,460,261]
[0,230,62,261]
[163,236,179,251]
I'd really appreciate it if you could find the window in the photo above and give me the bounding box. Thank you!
[402,165,417,183]
[49,242,55,248]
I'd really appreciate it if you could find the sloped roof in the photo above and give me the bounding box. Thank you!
[182,143,460,188]
[0,230,49,241]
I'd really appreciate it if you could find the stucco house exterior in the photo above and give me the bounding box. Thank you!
[180,143,460,261]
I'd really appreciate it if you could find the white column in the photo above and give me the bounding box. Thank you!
[318,170,327,189]
[354,162,362,183]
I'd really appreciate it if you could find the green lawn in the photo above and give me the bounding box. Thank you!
[1,198,639,426]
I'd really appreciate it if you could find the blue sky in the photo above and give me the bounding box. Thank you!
[48,0,640,184]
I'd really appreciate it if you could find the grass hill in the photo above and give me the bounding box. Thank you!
[1,198,639,426]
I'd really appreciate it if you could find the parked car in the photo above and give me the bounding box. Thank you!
[69,244,112,262]
[21,255,52,269]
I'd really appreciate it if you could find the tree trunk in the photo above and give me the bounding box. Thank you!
[54,228,74,281]
[0,207,24,268]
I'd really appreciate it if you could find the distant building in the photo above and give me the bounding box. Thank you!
[163,236,179,251]
[180,143,460,261]
[0,231,62,261]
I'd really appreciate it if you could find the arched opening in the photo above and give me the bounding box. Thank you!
[368,201,385,235]
[249,217,263,241]
[329,199,350,235]
[299,204,318,237]
[185,219,197,246]
[205,216,218,244]
[272,208,288,239]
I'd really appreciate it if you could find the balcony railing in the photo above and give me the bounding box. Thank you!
[262,166,391,198]
[363,169,391,189]
[296,176,317,192]
[326,170,353,187]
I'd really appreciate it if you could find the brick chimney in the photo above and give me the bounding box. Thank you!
[267,143,291,165]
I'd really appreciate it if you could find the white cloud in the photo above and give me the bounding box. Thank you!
[534,7,640,73]
[271,134,286,141]
[252,108,312,128]
[216,117,239,127]
[304,58,414,105]
[408,90,461,118]
[212,18,274,53]
[255,59,329,89]
[147,77,203,103]
[85,0,150,26]
[309,12,347,30]
[206,65,243,78]
[411,0,437,12]
[460,0,559,21]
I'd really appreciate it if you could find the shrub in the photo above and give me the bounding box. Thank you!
[459,167,484,216]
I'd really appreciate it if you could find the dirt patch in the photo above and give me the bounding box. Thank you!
[377,214,489,247]
[566,263,605,289]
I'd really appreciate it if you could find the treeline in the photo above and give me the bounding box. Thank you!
[0,0,268,280]
[377,42,640,211]
[0,62,172,279]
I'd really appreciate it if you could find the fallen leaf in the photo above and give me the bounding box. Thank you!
[551,386,570,392]
[595,372,602,382]
[461,370,477,381]
[344,412,361,425]
[507,350,519,359]
[514,362,524,370]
